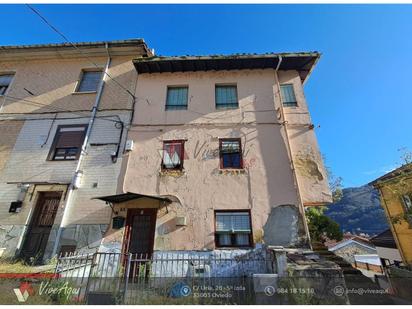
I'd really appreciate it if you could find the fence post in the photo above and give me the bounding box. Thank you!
[124,253,132,303]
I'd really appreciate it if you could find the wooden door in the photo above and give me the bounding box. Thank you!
[123,208,157,279]
[21,192,62,262]
[124,208,157,256]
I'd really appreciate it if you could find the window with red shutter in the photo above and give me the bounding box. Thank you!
[161,140,185,170]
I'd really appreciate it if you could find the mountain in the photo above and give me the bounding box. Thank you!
[325,185,389,236]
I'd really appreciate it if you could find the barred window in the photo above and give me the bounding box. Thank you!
[76,70,103,92]
[215,85,238,109]
[215,211,252,247]
[166,86,188,110]
[280,84,297,107]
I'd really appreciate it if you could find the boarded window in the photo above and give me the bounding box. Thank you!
[0,74,14,95]
[162,140,185,170]
[76,70,103,92]
[280,84,297,107]
[166,86,188,110]
[215,211,252,247]
[219,139,243,169]
[215,85,238,109]
[48,125,87,161]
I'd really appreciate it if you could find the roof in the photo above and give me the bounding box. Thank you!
[354,254,382,266]
[370,229,398,249]
[369,163,412,187]
[133,52,321,83]
[93,192,172,204]
[0,39,152,60]
[329,238,376,252]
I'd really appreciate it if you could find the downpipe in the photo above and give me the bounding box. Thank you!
[274,55,312,248]
[51,44,112,257]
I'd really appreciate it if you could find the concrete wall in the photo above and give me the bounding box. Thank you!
[278,71,332,205]
[0,111,128,258]
[0,56,136,113]
[0,51,139,259]
[116,69,327,251]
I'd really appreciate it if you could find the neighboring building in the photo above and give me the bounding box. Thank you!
[96,53,332,257]
[328,237,377,264]
[370,163,412,266]
[370,229,403,267]
[0,39,152,261]
[353,255,383,275]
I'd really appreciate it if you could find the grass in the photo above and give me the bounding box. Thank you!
[0,258,56,274]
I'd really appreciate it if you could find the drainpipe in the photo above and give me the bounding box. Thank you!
[51,43,112,257]
[274,55,312,248]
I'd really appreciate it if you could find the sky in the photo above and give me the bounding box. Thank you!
[1,4,411,188]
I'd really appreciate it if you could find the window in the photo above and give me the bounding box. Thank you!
[0,74,14,96]
[215,211,252,247]
[75,70,103,92]
[401,194,412,226]
[162,140,185,170]
[48,125,87,161]
[166,86,188,110]
[215,85,238,109]
[219,139,243,169]
[402,194,412,212]
[280,84,297,107]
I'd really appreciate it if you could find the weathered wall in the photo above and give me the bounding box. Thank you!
[332,242,376,264]
[119,69,314,250]
[278,71,332,206]
[0,120,23,172]
[0,110,129,257]
[0,56,136,114]
[378,180,412,265]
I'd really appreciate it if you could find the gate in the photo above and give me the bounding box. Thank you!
[55,249,274,304]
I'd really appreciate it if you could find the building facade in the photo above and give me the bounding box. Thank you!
[371,163,412,266]
[0,39,151,261]
[97,54,332,257]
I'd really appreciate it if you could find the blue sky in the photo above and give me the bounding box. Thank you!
[1,4,411,187]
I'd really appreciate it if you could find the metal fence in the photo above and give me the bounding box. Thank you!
[54,249,274,304]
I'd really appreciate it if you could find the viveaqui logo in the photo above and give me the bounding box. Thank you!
[14,281,35,302]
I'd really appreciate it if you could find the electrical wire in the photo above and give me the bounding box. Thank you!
[1,94,125,125]
[25,4,137,100]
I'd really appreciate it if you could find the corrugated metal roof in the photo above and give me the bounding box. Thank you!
[93,192,172,204]
[370,229,398,249]
[354,254,382,266]
[0,39,146,50]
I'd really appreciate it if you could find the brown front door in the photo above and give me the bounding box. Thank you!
[124,208,157,256]
[21,192,62,262]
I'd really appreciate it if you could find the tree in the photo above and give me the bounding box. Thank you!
[306,207,343,242]
[322,154,343,203]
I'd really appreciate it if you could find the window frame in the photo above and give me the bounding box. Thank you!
[401,194,412,227]
[215,84,239,110]
[73,68,103,94]
[214,210,253,248]
[161,139,186,171]
[280,83,298,107]
[0,72,15,97]
[219,138,243,170]
[47,124,88,161]
[165,85,189,110]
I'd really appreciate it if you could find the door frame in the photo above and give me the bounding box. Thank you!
[21,191,63,261]
[122,208,157,256]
